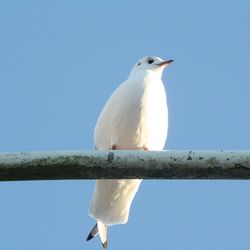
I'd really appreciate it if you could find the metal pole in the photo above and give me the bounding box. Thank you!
[0,150,249,181]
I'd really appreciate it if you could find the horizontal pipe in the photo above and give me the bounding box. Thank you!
[0,150,249,181]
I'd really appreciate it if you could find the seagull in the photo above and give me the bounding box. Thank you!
[86,56,173,249]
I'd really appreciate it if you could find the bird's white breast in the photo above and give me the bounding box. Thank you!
[94,70,168,150]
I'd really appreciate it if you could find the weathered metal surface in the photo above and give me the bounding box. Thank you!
[0,150,249,181]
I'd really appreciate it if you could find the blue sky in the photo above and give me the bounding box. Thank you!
[0,1,250,250]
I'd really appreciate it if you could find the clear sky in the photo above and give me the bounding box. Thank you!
[0,1,250,250]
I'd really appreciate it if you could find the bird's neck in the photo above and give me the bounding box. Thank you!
[128,69,162,84]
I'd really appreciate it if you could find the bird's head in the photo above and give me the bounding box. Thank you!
[130,56,173,76]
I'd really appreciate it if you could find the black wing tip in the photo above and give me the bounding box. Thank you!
[86,223,98,241]
[102,241,108,249]
[86,232,94,241]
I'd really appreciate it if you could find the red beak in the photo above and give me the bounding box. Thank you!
[157,59,174,67]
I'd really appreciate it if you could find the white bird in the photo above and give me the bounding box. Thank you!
[87,56,173,249]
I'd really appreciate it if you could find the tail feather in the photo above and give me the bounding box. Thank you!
[102,241,108,249]
[86,223,99,241]
[86,221,108,249]
[97,221,108,249]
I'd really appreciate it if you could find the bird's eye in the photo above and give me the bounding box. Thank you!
[147,58,154,64]
[137,62,141,66]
